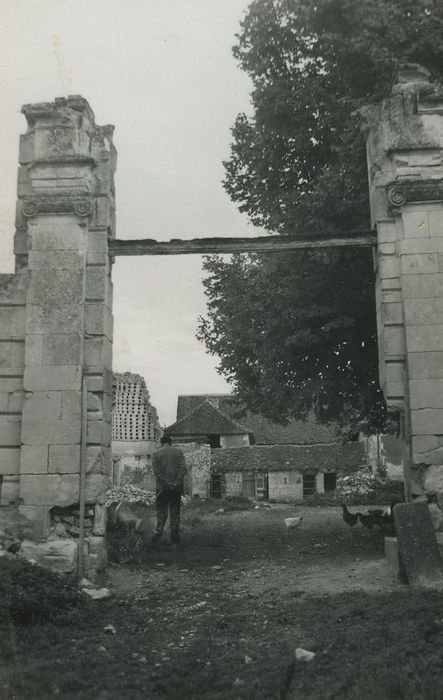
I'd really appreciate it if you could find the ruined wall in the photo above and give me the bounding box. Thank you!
[366,65,443,500]
[0,97,115,575]
[111,372,161,489]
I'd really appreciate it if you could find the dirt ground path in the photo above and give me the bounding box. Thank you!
[9,504,443,700]
[110,504,400,598]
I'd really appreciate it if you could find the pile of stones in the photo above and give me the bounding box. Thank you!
[50,506,95,539]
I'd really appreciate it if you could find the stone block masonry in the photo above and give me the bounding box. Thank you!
[366,64,443,503]
[0,97,116,576]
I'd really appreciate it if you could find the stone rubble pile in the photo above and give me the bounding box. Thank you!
[50,506,95,539]
[336,470,377,498]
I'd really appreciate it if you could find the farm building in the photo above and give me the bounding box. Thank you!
[165,395,367,501]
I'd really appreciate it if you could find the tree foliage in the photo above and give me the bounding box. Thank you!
[198,0,443,434]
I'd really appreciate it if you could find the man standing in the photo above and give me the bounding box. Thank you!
[152,435,187,545]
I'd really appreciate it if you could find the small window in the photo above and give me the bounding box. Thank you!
[324,473,337,492]
[303,473,316,497]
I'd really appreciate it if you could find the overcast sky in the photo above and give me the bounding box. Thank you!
[0,0,262,425]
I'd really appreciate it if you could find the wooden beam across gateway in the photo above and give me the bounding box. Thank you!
[109,233,377,256]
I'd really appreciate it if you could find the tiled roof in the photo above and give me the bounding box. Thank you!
[211,442,366,473]
[175,394,338,444]
[164,399,249,437]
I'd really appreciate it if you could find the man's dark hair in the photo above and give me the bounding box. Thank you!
[161,435,172,446]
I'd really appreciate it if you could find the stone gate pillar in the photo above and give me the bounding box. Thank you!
[366,65,443,502]
[15,97,115,574]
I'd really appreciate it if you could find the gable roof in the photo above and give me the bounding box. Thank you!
[175,394,338,445]
[164,399,249,437]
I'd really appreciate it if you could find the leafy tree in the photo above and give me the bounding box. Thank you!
[198,0,443,434]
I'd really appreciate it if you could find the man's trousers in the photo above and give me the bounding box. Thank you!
[153,489,182,543]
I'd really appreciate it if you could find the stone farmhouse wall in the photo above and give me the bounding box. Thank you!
[0,97,115,576]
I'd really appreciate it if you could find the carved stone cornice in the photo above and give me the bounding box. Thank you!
[21,194,93,219]
[386,179,443,214]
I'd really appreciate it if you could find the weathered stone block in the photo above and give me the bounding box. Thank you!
[19,133,34,164]
[379,242,396,255]
[20,473,79,506]
[406,324,443,353]
[411,409,443,435]
[378,256,400,279]
[92,504,107,535]
[409,379,443,409]
[409,352,443,379]
[399,238,443,255]
[0,447,20,475]
[61,391,82,422]
[377,221,398,243]
[85,268,107,300]
[84,304,113,338]
[424,466,443,493]
[85,474,110,504]
[88,231,108,253]
[404,298,443,325]
[414,447,443,466]
[0,475,20,505]
[0,342,13,367]
[401,209,430,238]
[413,436,440,454]
[24,335,43,366]
[28,250,85,271]
[86,253,111,272]
[382,326,405,357]
[0,307,25,338]
[19,505,50,541]
[28,267,85,307]
[42,334,82,365]
[402,273,443,299]
[0,417,21,445]
[48,444,80,474]
[10,342,25,368]
[26,303,83,335]
[0,377,23,393]
[8,391,24,413]
[87,420,104,444]
[87,393,102,413]
[86,446,105,474]
[21,415,81,445]
[401,253,439,275]
[27,218,86,251]
[20,538,77,573]
[429,210,443,237]
[23,391,62,421]
[20,445,48,474]
[380,302,403,325]
[24,365,82,391]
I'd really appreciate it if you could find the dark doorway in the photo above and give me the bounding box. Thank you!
[324,472,337,492]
